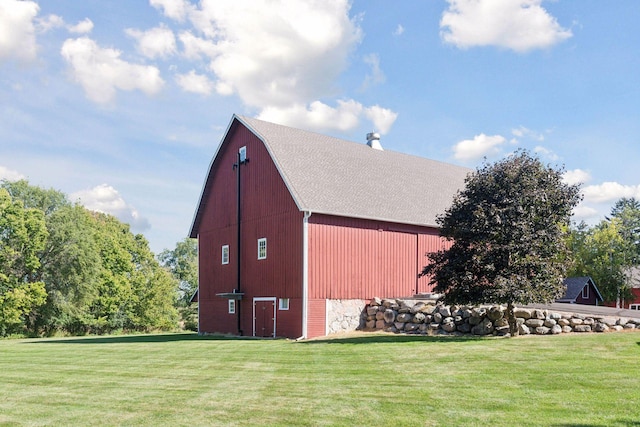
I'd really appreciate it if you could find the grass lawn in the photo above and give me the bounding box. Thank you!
[1,331,639,426]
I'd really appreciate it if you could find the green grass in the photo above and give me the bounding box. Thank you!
[1,332,639,426]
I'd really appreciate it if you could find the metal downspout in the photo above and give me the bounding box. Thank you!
[302,211,312,339]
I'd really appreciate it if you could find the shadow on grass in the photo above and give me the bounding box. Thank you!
[301,334,486,345]
[26,333,254,345]
[553,421,640,427]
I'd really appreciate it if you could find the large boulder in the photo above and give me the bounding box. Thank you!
[514,308,532,319]
[456,323,471,333]
[383,309,397,324]
[487,306,504,321]
[593,323,609,333]
[438,306,452,317]
[412,312,426,324]
[396,313,412,323]
[569,318,583,327]
[535,326,550,335]
[472,318,494,336]
[410,302,426,314]
[442,321,457,333]
[533,309,547,320]
[404,323,420,332]
[493,317,509,328]
[369,297,382,306]
[525,319,544,328]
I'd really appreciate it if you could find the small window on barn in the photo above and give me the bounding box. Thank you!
[279,298,289,311]
[258,238,267,260]
[582,286,589,299]
[222,245,229,265]
[228,299,236,314]
[630,304,640,311]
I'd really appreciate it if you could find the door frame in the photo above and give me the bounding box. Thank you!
[252,297,277,338]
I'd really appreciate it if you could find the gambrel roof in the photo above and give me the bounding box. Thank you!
[190,115,470,237]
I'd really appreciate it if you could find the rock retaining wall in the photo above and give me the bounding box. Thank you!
[363,297,640,336]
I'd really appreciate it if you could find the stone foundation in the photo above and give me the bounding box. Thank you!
[326,299,367,334]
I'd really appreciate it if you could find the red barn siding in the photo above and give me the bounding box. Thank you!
[574,283,600,305]
[308,214,446,300]
[195,122,303,337]
[307,299,327,338]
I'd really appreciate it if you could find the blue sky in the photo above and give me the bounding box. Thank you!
[1,0,639,254]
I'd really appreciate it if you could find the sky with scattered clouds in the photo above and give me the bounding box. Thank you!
[1,0,638,254]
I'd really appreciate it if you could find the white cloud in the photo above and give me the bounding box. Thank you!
[156,0,398,134]
[440,0,572,52]
[61,37,165,104]
[511,125,544,141]
[0,0,39,62]
[0,166,25,182]
[393,24,405,36]
[150,0,190,22]
[175,70,214,95]
[178,31,218,60]
[572,204,599,222]
[258,100,364,134]
[36,14,65,33]
[191,1,363,108]
[364,105,398,135]
[582,182,640,204]
[126,24,177,59]
[534,146,559,161]
[257,100,398,136]
[71,184,151,231]
[563,169,591,186]
[361,53,385,90]
[453,134,506,162]
[68,18,94,34]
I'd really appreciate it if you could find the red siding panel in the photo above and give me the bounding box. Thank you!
[308,214,446,300]
[306,299,326,338]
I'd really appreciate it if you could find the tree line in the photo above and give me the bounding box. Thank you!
[0,180,197,337]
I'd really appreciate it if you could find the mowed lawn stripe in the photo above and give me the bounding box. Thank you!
[0,332,639,426]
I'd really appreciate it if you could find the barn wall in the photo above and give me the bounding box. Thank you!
[306,299,327,338]
[307,214,446,301]
[574,284,599,305]
[195,121,303,338]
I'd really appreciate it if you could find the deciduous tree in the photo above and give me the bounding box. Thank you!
[0,189,48,336]
[421,151,581,336]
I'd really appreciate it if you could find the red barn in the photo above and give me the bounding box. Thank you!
[189,115,469,338]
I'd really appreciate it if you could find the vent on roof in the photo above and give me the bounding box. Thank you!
[366,132,383,151]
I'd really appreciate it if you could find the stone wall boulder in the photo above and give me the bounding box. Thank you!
[487,306,504,321]
[382,309,396,324]
[472,318,494,335]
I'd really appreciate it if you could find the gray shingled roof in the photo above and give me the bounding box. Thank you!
[239,115,470,227]
[190,115,470,237]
